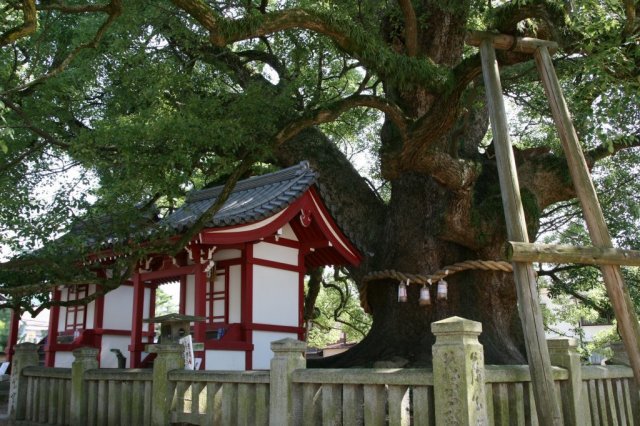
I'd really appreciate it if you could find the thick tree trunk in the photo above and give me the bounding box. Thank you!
[305,171,527,367]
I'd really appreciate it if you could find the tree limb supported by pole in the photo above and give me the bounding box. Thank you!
[479,39,563,426]
[507,242,640,266]
[534,46,640,386]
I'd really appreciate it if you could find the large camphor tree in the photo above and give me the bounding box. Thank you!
[1,0,639,366]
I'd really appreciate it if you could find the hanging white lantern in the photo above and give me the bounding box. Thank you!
[437,271,449,300]
[419,280,431,306]
[397,280,408,303]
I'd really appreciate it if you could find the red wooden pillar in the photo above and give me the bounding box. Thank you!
[5,308,21,363]
[128,273,144,367]
[242,244,254,370]
[93,282,105,366]
[179,276,187,314]
[193,248,207,367]
[44,289,61,367]
[298,248,306,341]
[148,285,157,344]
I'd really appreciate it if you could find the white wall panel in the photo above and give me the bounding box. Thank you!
[253,242,298,265]
[205,350,245,371]
[54,352,74,368]
[252,331,297,370]
[85,284,95,329]
[228,265,241,323]
[280,223,298,241]
[252,266,298,326]
[213,249,242,261]
[100,335,133,368]
[102,286,133,330]
[185,274,195,315]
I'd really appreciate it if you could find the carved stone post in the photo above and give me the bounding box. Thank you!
[149,344,184,426]
[269,338,306,426]
[8,342,39,423]
[70,347,99,426]
[548,338,585,425]
[432,316,488,426]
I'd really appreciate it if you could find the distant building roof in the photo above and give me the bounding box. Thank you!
[164,161,317,232]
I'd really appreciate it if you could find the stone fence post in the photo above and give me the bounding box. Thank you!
[432,316,488,426]
[7,342,39,424]
[269,338,306,426]
[148,344,184,426]
[548,338,585,426]
[70,347,99,426]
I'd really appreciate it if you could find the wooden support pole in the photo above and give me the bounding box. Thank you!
[534,46,640,385]
[507,242,640,266]
[466,31,558,54]
[480,39,563,425]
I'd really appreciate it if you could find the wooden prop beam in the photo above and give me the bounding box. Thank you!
[507,242,640,266]
[535,46,640,385]
[466,31,558,54]
[480,39,563,426]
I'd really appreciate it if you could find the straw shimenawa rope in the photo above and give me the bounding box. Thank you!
[359,259,514,311]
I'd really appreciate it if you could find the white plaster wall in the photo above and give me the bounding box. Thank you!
[102,286,133,330]
[252,331,297,370]
[280,223,298,241]
[85,284,95,329]
[143,287,150,332]
[213,249,242,262]
[185,274,195,315]
[57,288,68,332]
[228,265,241,323]
[253,242,298,265]
[100,335,134,368]
[252,266,298,326]
[205,350,245,370]
[54,351,74,368]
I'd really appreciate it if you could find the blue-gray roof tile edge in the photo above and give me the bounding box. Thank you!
[164,161,317,231]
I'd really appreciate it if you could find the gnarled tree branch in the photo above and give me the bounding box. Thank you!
[2,0,122,95]
[397,0,418,56]
[275,94,410,145]
[0,0,37,47]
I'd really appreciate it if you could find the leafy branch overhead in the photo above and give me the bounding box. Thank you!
[0,0,639,346]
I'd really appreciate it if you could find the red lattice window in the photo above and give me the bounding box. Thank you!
[205,268,227,325]
[65,285,88,331]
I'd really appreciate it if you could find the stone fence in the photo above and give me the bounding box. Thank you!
[6,316,639,425]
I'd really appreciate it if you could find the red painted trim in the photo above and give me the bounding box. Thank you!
[193,248,207,366]
[298,249,305,340]
[129,273,144,368]
[243,244,253,370]
[179,276,186,315]
[197,190,362,269]
[308,187,362,265]
[45,289,61,367]
[224,270,230,324]
[138,264,197,281]
[262,235,301,248]
[251,257,304,273]
[89,328,155,337]
[6,308,20,363]
[64,285,88,331]
[204,341,253,351]
[93,282,104,367]
[246,323,304,334]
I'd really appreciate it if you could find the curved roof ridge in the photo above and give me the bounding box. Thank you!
[164,161,317,232]
[186,161,311,203]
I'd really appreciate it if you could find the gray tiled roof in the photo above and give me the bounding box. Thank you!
[164,161,317,232]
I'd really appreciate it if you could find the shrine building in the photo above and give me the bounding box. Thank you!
[33,162,361,370]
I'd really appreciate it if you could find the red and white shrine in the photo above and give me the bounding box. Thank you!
[23,162,361,370]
